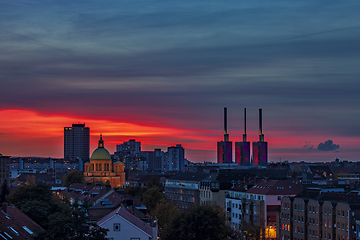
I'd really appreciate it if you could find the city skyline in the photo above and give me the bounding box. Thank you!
[1,1,360,162]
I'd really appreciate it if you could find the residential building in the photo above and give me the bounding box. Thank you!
[0,203,44,239]
[278,189,360,240]
[97,207,157,240]
[226,179,303,239]
[225,183,249,231]
[0,154,10,186]
[64,123,89,162]
[200,172,249,209]
[116,139,141,156]
[148,149,164,171]
[165,172,209,209]
[166,144,185,172]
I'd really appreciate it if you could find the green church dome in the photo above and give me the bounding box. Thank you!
[90,134,112,160]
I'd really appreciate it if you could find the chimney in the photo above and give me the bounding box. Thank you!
[2,203,8,213]
[243,108,247,142]
[259,109,264,142]
[224,107,229,141]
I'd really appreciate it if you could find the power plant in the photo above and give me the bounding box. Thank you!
[252,109,268,166]
[217,108,268,166]
[217,108,232,163]
[235,108,251,166]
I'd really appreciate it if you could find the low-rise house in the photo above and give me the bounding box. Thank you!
[0,203,44,239]
[97,207,157,240]
[59,183,125,221]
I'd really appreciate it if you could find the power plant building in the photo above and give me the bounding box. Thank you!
[252,109,268,166]
[235,108,251,166]
[217,108,232,163]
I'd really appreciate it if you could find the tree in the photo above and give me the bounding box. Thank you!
[0,180,9,204]
[124,185,146,197]
[146,177,164,191]
[6,181,53,208]
[238,222,262,240]
[7,182,108,240]
[141,186,164,215]
[153,200,179,237]
[26,175,36,185]
[161,204,232,240]
[62,170,84,187]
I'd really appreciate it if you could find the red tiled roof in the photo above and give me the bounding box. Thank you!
[0,204,44,240]
[246,179,303,195]
[97,207,153,237]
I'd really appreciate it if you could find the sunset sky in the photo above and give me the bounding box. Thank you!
[1,0,360,163]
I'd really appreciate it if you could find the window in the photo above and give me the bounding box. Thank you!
[8,227,19,236]
[114,223,120,231]
[22,226,33,235]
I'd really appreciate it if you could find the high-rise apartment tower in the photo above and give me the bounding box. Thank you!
[64,123,90,162]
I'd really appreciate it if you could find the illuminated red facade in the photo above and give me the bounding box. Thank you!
[235,141,250,166]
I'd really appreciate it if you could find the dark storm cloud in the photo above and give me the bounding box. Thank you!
[318,140,340,151]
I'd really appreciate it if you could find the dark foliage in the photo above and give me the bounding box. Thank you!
[6,182,108,239]
[0,180,9,204]
[161,204,232,240]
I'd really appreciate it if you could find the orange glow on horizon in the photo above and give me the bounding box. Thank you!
[0,109,217,159]
[1,109,360,162]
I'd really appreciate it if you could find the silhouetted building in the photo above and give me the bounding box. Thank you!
[116,139,141,157]
[252,109,268,166]
[0,154,10,186]
[218,108,232,163]
[166,144,185,172]
[64,123,89,162]
[148,149,165,171]
[235,108,251,166]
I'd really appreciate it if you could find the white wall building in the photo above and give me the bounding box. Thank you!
[97,207,157,240]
